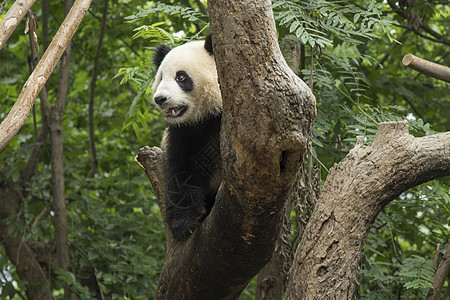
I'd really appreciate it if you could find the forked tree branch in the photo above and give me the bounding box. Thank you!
[285,122,450,299]
[136,0,316,298]
[0,0,93,153]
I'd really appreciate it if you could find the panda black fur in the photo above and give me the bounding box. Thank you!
[152,36,222,241]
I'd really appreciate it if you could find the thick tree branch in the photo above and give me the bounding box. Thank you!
[0,0,93,153]
[136,0,316,298]
[255,40,310,300]
[0,0,37,51]
[402,54,450,83]
[285,122,450,299]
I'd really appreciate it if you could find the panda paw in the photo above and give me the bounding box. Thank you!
[169,218,200,241]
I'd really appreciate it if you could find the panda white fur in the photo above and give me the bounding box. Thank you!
[152,35,222,241]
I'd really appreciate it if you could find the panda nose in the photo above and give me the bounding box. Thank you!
[154,96,167,106]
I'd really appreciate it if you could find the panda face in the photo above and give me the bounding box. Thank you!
[152,40,221,125]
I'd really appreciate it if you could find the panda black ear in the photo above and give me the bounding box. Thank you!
[153,44,172,68]
[204,34,213,55]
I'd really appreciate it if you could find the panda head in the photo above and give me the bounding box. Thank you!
[152,35,221,126]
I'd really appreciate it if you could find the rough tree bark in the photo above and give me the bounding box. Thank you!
[284,121,450,299]
[135,0,316,298]
[254,39,309,300]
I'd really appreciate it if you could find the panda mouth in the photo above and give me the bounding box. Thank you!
[165,106,187,118]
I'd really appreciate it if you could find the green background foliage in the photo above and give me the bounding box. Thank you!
[0,0,448,298]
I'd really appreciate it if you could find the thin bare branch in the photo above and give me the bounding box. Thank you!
[19,10,51,186]
[87,8,140,57]
[87,0,109,179]
[0,0,37,51]
[0,0,94,153]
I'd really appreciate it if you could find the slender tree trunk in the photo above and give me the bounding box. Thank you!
[49,103,71,295]
[49,1,76,299]
[87,0,109,179]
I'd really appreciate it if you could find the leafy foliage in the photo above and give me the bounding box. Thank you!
[273,1,449,299]
[126,3,208,26]
[398,255,434,289]
[273,0,393,48]
[360,181,449,298]
[0,0,448,298]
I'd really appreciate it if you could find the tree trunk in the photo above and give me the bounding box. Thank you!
[0,178,53,299]
[135,1,450,299]
[136,0,316,298]
[284,122,450,299]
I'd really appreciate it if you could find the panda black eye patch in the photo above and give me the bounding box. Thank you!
[175,71,193,92]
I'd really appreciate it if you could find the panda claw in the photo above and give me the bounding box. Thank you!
[169,218,200,241]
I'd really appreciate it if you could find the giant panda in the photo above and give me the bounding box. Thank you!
[152,35,222,241]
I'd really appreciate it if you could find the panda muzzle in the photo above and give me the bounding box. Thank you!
[165,106,187,118]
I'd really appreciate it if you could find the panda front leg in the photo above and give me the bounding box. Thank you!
[165,171,208,241]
